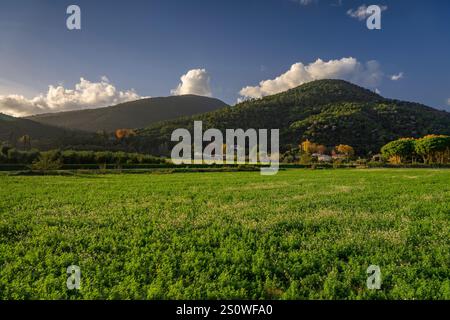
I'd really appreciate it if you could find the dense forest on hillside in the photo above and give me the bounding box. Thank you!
[130,80,450,156]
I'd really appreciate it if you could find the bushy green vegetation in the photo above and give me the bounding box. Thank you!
[31,150,63,171]
[59,150,164,165]
[0,146,164,166]
[0,146,40,164]
[381,138,416,164]
[0,169,448,299]
[381,135,450,164]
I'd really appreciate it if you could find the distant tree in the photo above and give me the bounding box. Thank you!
[31,150,62,171]
[113,151,127,165]
[96,130,110,139]
[18,135,31,150]
[335,144,355,160]
[95,151,114,164]
[115,129,136,140]
[300,140,318,154]
[381,138,416,164]
[299,153,313,165]
[77,151,96,164]
[2,148,39,164]
[316,144,328,155]
[415,135,450,164]
[1,143,11,156]
[61,150,79,164]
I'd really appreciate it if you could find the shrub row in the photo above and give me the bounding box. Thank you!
[0,147,165,165]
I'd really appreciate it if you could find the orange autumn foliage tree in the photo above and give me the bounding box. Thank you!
[115,129,136,140]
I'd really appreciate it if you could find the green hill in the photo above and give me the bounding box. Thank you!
[133,80,450,156]
[0,113,96,149]
[26,95,228,132]
[1,113,69,141]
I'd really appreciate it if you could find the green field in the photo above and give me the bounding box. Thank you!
[0,169,449,299]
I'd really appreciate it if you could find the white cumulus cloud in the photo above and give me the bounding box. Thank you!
[171,69,212,97]
[239,57,383,99]
[390,72,404,81]
[0,77,144,117]
[347,5,388,21]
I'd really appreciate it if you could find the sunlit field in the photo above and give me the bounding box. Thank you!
[0,169,449,299]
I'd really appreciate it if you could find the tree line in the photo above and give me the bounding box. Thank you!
[282,135,450,166]
[381,135,450,164]
[0,144,164,167]
[3,134,450,168]
[280,139,356,164]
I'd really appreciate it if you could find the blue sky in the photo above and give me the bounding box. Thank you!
[0,0,449,116]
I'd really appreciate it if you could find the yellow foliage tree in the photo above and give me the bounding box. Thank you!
[335,144,355,159]
[300,140,318,154]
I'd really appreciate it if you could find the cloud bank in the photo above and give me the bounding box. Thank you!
[239,57,383,99]
[0,77,143,117]
[171,69,212,97]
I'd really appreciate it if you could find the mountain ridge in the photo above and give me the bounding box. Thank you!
[26,95,228,132]
[0,112,95,149]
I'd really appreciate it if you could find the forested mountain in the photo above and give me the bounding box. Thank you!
[131,80,450,156]
[26,95,228,132]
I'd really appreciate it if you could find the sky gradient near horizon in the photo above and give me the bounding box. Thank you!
[0,0,449,116]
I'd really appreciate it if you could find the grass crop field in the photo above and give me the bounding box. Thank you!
[0,169,449,300]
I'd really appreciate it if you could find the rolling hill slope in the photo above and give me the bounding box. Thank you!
[133,80,450,155]
[0,113,95,149]
[26,95,228,132]
[1,113,70,140]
